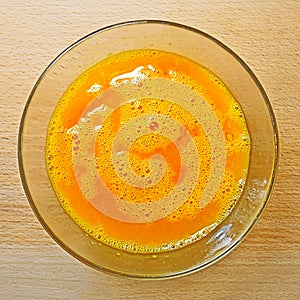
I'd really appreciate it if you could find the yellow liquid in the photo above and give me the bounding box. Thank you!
[46,49,250,253]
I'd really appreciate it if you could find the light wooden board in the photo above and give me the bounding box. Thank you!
[1,1,299,299]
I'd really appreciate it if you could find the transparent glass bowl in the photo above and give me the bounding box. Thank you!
[19,20,278,279]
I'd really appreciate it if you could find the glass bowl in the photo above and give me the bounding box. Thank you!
[18,20,278,279]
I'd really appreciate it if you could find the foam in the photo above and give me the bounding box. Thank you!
[46,49,250,253]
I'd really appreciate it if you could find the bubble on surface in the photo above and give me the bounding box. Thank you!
[149,121,159,131]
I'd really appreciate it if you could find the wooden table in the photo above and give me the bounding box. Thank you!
[1,1,299,299]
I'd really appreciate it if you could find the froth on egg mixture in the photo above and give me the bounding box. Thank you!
[46,49,250,253]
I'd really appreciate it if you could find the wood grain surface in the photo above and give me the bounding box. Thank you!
[1,1,299,299]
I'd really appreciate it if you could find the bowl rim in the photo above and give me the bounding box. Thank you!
[18,19,279,280]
